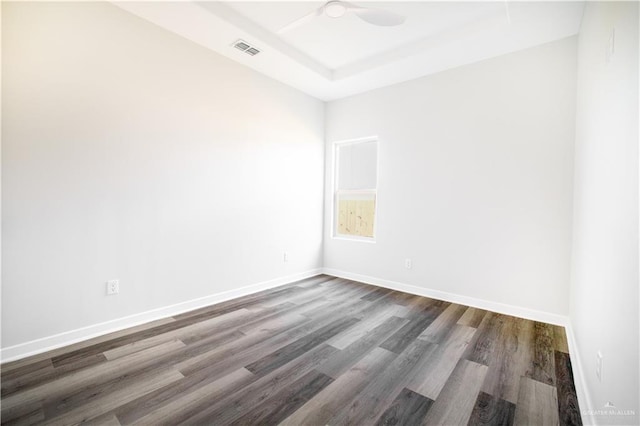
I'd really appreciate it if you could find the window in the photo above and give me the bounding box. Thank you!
[334,138,378,240]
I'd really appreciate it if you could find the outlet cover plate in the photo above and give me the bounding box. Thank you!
[107,280,119,295]
[596,350,603,382]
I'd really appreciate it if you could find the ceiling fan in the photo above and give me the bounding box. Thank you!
[277,1,406,34]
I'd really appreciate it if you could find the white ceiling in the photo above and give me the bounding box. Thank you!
[114,1,585,101]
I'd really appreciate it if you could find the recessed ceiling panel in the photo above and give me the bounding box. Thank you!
[226,2,508,69]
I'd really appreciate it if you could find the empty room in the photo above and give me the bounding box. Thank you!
[1,1,638,425]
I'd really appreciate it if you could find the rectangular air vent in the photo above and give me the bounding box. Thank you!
[232,39,261,56]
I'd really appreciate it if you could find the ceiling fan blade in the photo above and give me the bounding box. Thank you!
[277,6,323,34]
[347,3,405,26]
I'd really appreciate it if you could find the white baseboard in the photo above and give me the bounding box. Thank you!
[323,268,569,326]
[565,322,595,425]
[0,269,323,363]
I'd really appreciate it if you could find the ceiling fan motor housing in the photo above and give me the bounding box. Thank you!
[325,1,348,18]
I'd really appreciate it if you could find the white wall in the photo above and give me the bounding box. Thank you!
[1,2,324,348]
[325,37,577,317]
[571,2,639,424]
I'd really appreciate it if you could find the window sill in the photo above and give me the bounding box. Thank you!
[331,235,377,244]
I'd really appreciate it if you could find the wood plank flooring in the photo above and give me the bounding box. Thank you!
[1,275,582,425]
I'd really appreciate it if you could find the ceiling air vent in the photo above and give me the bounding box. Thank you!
[232,39,261,56]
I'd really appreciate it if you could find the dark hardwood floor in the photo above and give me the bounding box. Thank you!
[1,275,582,425]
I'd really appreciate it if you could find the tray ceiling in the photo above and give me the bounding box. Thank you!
[114,1,585,101]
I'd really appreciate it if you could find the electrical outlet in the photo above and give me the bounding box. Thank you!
[606,28,615,63]
[596,350,603,382]
[107,279,119,295]
[283,252,289,263]
[404,258,412,269]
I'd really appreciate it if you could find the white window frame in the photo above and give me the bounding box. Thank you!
[332,136,379,243]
